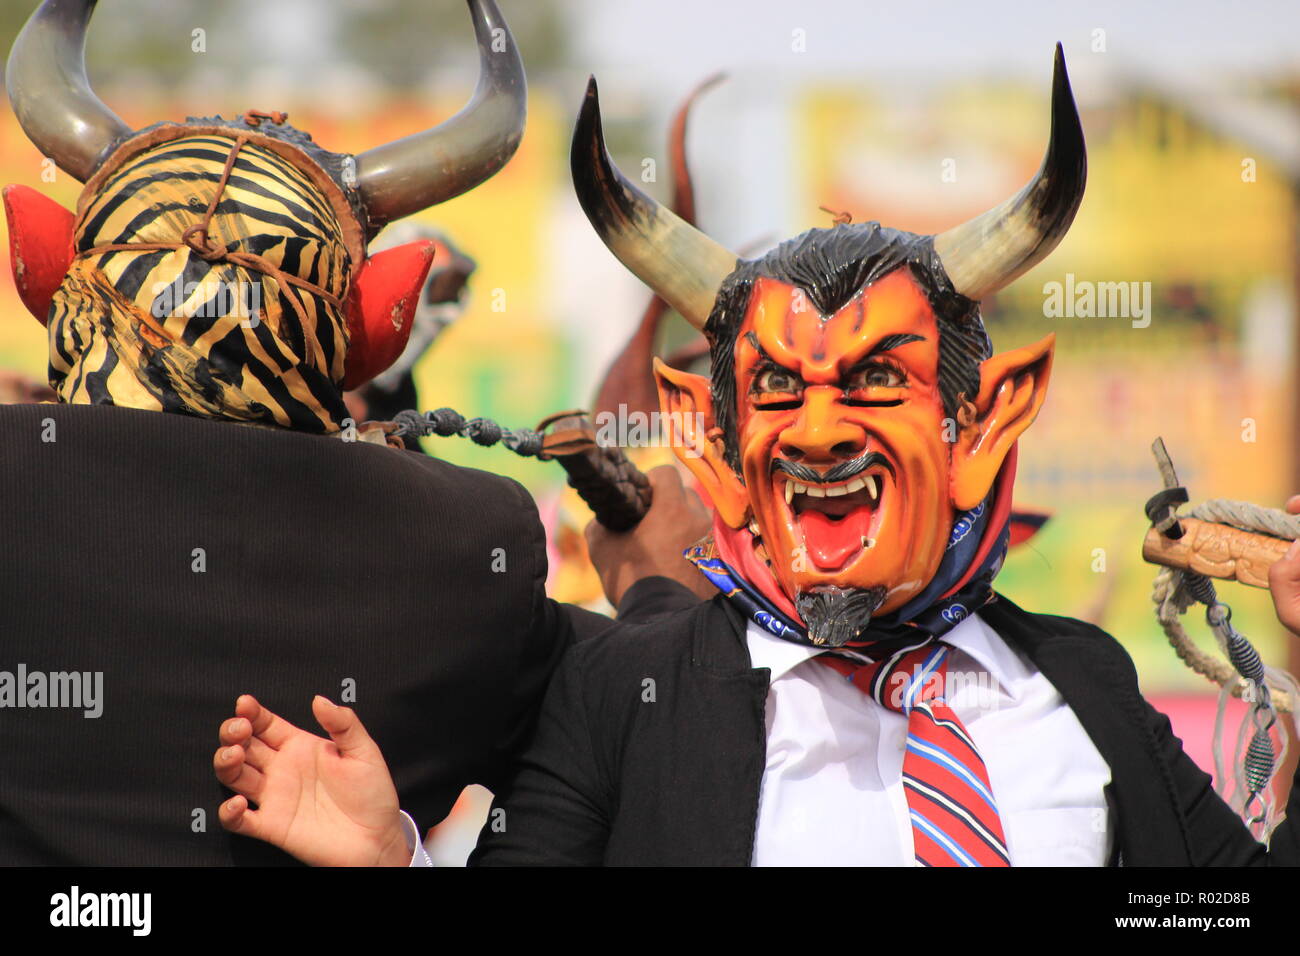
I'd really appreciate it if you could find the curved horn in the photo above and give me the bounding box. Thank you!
[932,43,1087,301]
[354,0,527,229]
[571,77,737,330]
[6,0,131,183]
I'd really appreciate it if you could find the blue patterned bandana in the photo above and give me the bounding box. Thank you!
[685,498,1009,649]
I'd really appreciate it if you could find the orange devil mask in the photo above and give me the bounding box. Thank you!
[572,46,1086,644]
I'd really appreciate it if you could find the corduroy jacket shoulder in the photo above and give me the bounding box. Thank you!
[474,589,1299,866]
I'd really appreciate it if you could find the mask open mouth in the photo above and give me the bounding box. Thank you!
[776,470,886,571]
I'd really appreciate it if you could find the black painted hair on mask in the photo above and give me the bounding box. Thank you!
[703,222,991,473]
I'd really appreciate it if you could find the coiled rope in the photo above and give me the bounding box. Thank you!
[1151,497,1300,840]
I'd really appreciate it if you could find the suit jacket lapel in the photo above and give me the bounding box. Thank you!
[979,595,1191,864]
[680,597,770,865]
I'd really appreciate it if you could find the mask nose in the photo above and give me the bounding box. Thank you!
[777,387,867,463]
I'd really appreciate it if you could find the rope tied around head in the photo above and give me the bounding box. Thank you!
[73,113,342,371]
[242,110,289,128]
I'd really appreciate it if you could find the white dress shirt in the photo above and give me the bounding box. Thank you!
[748,613,1113,866]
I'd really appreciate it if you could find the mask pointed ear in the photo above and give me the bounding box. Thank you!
[950,333,1055,511]
[3,185,75,326]
[652,357,747,528]
[342,240,437,391]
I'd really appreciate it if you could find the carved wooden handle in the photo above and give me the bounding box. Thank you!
[1142,517,1291,589]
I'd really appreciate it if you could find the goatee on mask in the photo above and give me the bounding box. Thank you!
[795,586,889,647]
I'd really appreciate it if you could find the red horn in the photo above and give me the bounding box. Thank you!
[342,240,437,390]
[3,184,76,326]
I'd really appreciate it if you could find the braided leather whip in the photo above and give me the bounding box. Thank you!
[391,407,652,531]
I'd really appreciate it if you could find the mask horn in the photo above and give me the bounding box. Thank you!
[354,0,527,229]
[570,76,738,331]
[343,241,437,391]
[932,43,1087,301]
[6,0,132,183]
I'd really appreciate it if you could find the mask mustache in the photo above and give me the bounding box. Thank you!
[770,451,894,485]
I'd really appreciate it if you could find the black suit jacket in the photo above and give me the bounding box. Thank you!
[0,403,687,865]
[472,590,1300,865]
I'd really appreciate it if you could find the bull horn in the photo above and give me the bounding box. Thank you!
[6,0,131,184]
[932,43,1087,301]
[570,76,738,331]
[354,0,527,229]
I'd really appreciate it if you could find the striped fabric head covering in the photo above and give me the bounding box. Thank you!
[9,1,530,435]
[49,125,364,433]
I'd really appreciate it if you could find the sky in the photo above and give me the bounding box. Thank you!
[150,0,1300,96]
[567,0,1300,88]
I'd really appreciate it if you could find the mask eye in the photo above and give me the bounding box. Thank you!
[846,361,906,391]
[754,367,802,395]
[751,366,804,411]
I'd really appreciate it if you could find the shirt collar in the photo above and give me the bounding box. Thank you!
[744,620,822,682]
[943,611,1028,696]
[745,610,1026,694]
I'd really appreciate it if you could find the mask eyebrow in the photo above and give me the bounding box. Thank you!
[743,330,790,370]
[869,332,926,355]
[841,332,926,382]
[743,330,805,393]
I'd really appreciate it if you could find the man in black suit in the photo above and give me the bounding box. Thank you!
[0,404,706,866]
[209,46,1300,866]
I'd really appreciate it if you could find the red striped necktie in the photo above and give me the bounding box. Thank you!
[819,642,1010,867]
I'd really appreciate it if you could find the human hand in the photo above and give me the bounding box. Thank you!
[1268,495,1300,636]
[213,694,409,867]
[585,465,714,606]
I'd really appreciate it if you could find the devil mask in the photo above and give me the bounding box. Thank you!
[573,46,1086,645]
[4,0,524,430]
